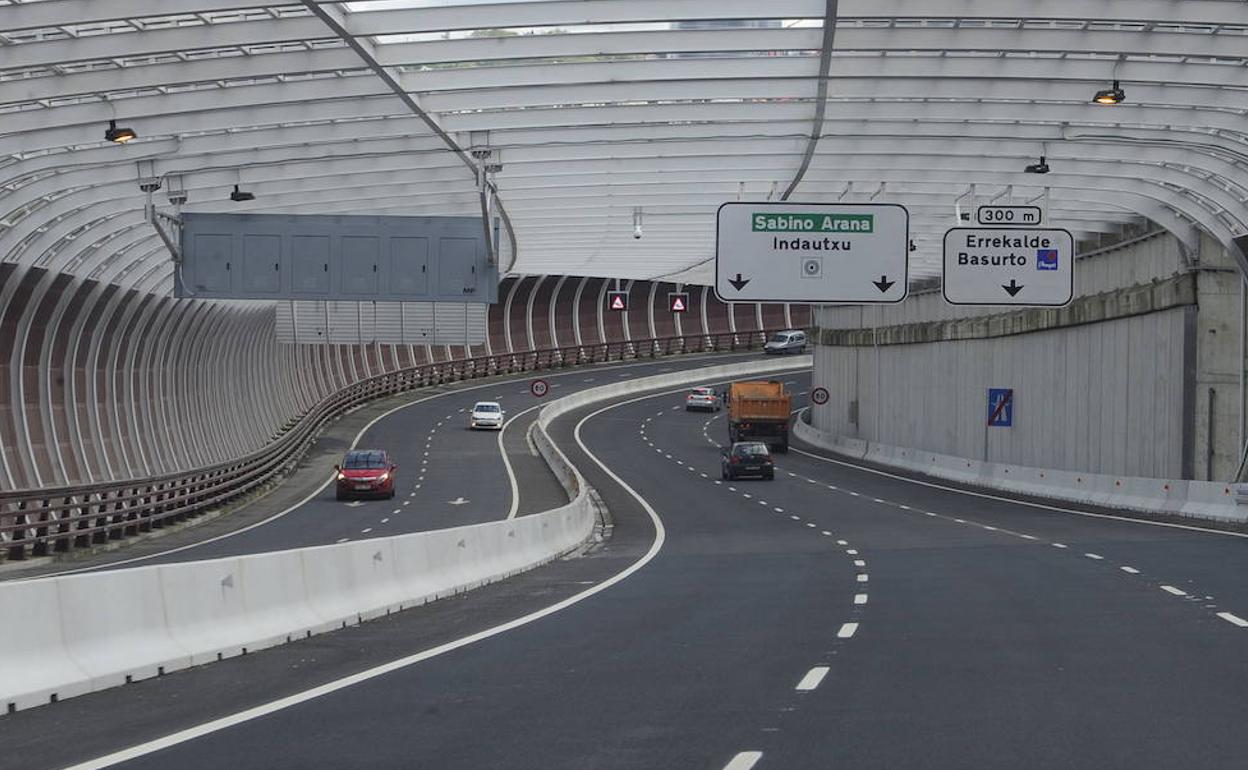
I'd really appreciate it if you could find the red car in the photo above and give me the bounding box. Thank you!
[335,449,397,500]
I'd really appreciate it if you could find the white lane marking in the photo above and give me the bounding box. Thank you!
[856,574,869,583]
[923,511,937,517]
[335,537,349,544]
[714,480,723,485]
[723,752,763,770]
[1052,543,1067,549]
[848,491,860,497]
[898,504,912,511]
[854,593,868,605]
[1217,612,1248,627]
[838,622,859,638]
[806,522,816,528]
[1120,566,1140,574]
[758,500,768,506]
[872,498,885,504]
[1161,585,1187,596]
[821,530,832,536]
[380,518,390,524]
[827,485,838,490]
[953,518,966,524]
[790,515,801,521]
[742,493,753,499]
[846,549,858,555]
[853,560,866,567]
[64,375,678,770]
[1085,553,1104,560]
[837,540,848,546]
[360,528,372,534]
[414,484,421,490]
[982,525,998,531]
[402,501,410,507]
[795,666,830,692]
[1019,534,1037,540]
[774,507,784,513]
[792,441,1248,541]
[391,509,400,514]
[408,492,416,498]
[728,486,737,492]
[807,478,817,484]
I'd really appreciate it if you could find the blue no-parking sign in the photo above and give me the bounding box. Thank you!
[987,388,1014,427]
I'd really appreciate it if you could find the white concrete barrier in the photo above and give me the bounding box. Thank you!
[793,416,1245,524]
[0,354,810,713]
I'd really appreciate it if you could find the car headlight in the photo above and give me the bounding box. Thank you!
[336,472,346,481]
[378,472,389,482]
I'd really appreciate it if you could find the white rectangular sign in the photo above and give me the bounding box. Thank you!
[976,205,1043,227]
[715,202,909,304]
[942,228,1074,306]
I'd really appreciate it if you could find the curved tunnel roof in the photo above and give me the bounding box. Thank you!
[3,0,1247,295]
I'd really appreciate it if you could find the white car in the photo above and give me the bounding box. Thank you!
[469,401,505,430]
[685,386,723,412]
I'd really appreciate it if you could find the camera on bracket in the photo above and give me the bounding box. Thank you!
[138,177,161,193]
[167,190,188,206]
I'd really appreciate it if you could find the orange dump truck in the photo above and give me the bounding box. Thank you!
[726,380,792,452]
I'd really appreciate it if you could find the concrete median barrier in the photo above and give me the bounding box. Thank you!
[0,354,809,714]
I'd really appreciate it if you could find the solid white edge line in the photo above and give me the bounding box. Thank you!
[30,353,752,580]
[723,751,764,770]
[795,666,830,691]
[502,403,544,520]
[60,377,674,770]
[790,440,1248,541]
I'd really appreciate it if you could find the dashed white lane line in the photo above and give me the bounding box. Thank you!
[408,492,415,498]
[743,493,753,499]
[391,509,400,514]
[848,491,861,497]
[837,540,848,546]
[853,560,866,567]
[806,522,816,528]
[838,622,860,639]
[360,528,372,534]
[723,751,763,770]
[336,537,349,544]
[795,666,831,692]
[1120,566,1140,574]
[714,480,723,485]
[856,574,869,583]
[728,486,737,492]
[1085,553,1104,560]
[402,501,410,507]
[789,515,801,521]
[758,500,768,506]
[1052,543,1068,549]
[1217,612,1248,627]
[854,593,869,605]
[953,518,966,524]
[1161,585,1187,596]
[898,504,912,511]
[821,531,832,536]
[846,549,858,555]
[872,498,885,504]
[1019,534,1038,540]
[773,507,784,513]
[982,525,998,531]
[380,518,390,524]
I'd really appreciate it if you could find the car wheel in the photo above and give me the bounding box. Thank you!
[721,467,728,479]
[765,471,775,480]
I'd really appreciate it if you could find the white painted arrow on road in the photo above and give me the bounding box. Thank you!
[448,497,470,506]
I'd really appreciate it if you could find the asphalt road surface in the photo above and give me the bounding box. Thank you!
[8,367,1248,770]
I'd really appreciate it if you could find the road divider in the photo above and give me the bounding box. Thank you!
[1,355,809,715]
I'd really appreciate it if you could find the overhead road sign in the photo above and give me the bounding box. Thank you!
[177,213,498,303]
[942,228,1074,307]
[976,205,1043,227]
[607,291,628,311]
[714,202,909,304]
[987,388,1014,427]
[668,292,689,313]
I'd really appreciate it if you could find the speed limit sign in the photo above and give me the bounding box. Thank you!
[530,378,550,398]
[810,386,830,405]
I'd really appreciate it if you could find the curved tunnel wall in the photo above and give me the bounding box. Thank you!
[0,271,808,491]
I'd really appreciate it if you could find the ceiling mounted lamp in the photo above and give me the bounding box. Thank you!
[104,119,137,144]
[1092,79,1126,105]
[1024,156,1051,174]
[229,184,255,202]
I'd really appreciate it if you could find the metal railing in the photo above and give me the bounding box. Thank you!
[0,330,784,561]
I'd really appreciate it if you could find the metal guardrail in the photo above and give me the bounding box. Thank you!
[0,330,786,561]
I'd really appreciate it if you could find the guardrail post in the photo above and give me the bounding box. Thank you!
[8,503,27,561]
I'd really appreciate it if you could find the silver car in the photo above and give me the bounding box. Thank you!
[764,330,807,355]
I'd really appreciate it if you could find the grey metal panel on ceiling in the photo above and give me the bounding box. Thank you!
[176,213,498,303]
[274,301,487,346]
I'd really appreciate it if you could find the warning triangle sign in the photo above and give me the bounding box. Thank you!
[610,295,626,310]
[671,297,686,312]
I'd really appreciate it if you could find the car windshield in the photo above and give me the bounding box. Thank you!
[770,333,791,343]
[690,388,713,396]
[343,451,388,469]
[734,444,770,457]
[475,404,501,413]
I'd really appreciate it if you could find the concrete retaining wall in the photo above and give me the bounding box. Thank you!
[793,416,1243,524]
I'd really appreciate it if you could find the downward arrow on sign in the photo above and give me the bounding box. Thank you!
[1003,279,1024,297]
[872,275,896,293]
[727,273,750,291]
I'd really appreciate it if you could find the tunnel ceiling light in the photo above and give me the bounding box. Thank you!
[1093,80,1126,105]
[229,184,255,202]
[104,119,137,144]
[1024,156,1051,174]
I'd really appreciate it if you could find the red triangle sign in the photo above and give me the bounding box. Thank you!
[611,295,626,310]
[671,297,686,312]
